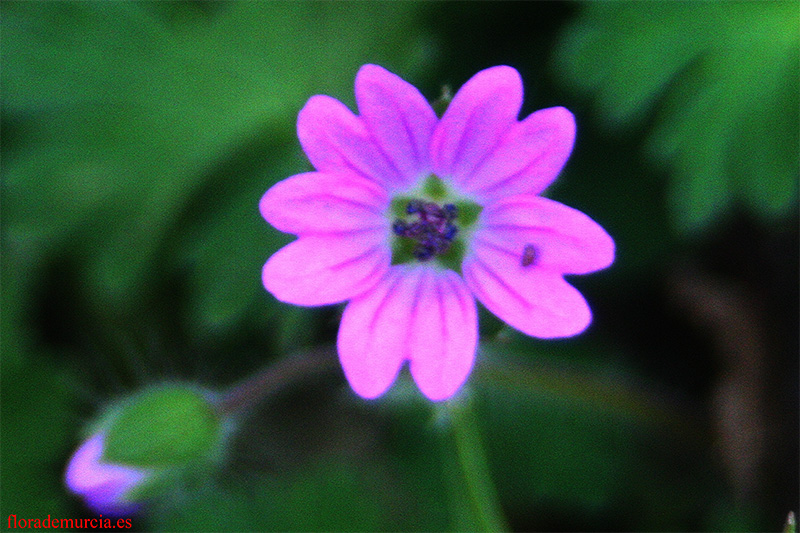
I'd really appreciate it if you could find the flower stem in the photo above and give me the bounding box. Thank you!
[442,393,508,532]
[215,346,338,415]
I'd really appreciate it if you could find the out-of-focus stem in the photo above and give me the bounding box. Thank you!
[215,346,338,415]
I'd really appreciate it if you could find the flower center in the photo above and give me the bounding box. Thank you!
[389,175,483,272]
[392,201,459,262]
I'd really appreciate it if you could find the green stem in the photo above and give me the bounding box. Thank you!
[442,393,508,532]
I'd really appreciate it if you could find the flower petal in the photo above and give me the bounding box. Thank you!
[65,433,149,515]
[260,171,388,234]
[66,433,146,492]
[431,65,522,187]
[355,64,437,187]
[464,107,576,200]
[406,269,478,401]
[297,94,403,188]
[336,268,410,399]
[337,266,477,401]
[463,239,593,338]
[262,232,389,306]
[476,195,615,275]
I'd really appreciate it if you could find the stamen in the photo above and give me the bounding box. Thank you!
[392,220,408,236]
[413,247,435,261]
[406,200,424,215]
[393,200,461,262]
[422,202,441,217]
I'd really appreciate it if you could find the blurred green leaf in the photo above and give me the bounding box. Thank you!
[0,358,77,518]
[554,1,799,234]
[381,391,453,531]
[473,342,719,530]
[151,460,385,531]
[2,0,428,330]
[170,126,299,336]
[0,235,33,371]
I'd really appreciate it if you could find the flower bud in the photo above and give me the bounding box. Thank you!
[65,384,227,515]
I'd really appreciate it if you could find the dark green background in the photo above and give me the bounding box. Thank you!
[2,2,798,531]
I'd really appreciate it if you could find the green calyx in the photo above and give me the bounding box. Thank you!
[103,385,223,469]
[389,175,482,273]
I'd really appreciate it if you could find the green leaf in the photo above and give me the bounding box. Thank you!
[171,127,300,336]
[554,1,799,234]
[104,385,221,468]
[2,0,428,322]
[0,358,77,518]
[152,461,386,532]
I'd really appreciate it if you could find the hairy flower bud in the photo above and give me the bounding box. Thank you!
[65,384,228,515]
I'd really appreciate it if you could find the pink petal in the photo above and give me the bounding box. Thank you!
[476,195,615,275]
[337,266,477,400]
[297,94,403,189]
[336,268,411,399]
[260,172,388,234]
[262,232,389,306]
[463,107,577,201]
[65,433,149,515]
[406,269,478,402]
[65,433,108,491]
[463,239,593,339]
[430,66,522,188]
[355,64,437,187]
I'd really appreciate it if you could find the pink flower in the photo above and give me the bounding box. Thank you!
[65,432,152,516]
[260,65,614,401]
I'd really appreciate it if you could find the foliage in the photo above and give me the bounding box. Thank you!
[554,1,799,234]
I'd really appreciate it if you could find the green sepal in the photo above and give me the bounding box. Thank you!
[436,239,465,274]
[104,385,221,468]
[391,234,419,266]
[390,195,416,218]
[453,200,482,227]
[421,175,448,200]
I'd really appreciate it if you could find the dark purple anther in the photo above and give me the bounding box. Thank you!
[413,246,435,261]
[443,224,458,240]
[392,220,408,236]
[422,202,441,218]
[406,221,426,238]
[443,204,457,221]
[407,200,423,215]
[421,234,440,251]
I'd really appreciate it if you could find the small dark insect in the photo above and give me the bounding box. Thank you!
[521,244,536,267]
